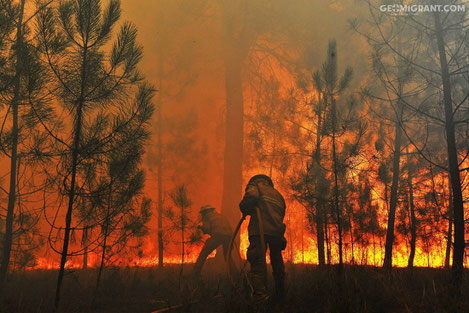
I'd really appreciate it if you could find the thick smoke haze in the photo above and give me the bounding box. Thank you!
[119,0,369,245]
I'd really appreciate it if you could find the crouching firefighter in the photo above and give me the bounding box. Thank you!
[193,205,240,276]
[239,174,287,307]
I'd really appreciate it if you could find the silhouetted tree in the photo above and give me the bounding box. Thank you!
[0,0,26,289]
[356,0,468,289]
[0,0,54,288]
[35,0,153,309]
[168,184,193,286]
[319,39,360,272]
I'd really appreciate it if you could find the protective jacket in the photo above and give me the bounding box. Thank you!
[239,178,286,237]
[199,210,232,237]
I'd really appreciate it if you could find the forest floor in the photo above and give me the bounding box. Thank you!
[1,262,468,313]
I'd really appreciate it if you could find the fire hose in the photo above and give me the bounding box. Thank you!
[226,183,267,289]
[225,214,246,288]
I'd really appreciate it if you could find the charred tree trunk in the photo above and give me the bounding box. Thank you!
[0,0,25,290]
[331,96,343,273]
[434,12,465,291]
[372,233,376,266]
[221,49,244,223]
[301,222,305,264]
[82,227,88,269]
[179,210,185,288]
[324,210,331,265]
[316,204,325,266]
[347,204,355,264]
[95,232,108,293]
[287,219,295,264]
[407,163,416,269]
[314,98,326,266]
[383,106,402,270]
[157,78,164,269]
[445,175,453,269]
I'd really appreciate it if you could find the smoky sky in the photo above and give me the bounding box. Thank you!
[118,0,369,211]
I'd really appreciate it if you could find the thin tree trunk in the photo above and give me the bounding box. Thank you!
[324,211,331,265]
[434,12,465,291]
[423,226,430,267]
[407,160,416,269]
[316,204,325,266]
[95,180,113,297]
[54,42,89,312]
[179,212,185,287]
[157,77,164,269]
[0,0,25,290]
[347,205,355,264]
[372,233,376,266]
[444,175,453,269]
[383,108,402,270]
[301,221,305,264]
[269,128,276,178]
[82,227,88,269]
[93,233,108,306]
[331,96,343,273]
[95,233,107,289]
[314,97,326,266]
[288,219,294,264]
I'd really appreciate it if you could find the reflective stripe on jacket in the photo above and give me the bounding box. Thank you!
[239,180,286,237]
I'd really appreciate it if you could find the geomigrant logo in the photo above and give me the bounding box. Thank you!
[380,4,466,15]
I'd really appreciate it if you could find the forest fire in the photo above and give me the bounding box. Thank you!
[29,215,450,270]
[2,0,469,312]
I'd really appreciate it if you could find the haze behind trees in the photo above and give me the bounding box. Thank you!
[0,0,469,311]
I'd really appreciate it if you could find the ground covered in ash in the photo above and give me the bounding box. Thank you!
[1,264,468,313]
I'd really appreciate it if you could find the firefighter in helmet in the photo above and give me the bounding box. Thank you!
[193,205,238,276]
[239,174,287,307]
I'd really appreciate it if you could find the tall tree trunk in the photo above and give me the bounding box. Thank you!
[434,12,465,291]
[423,226,431,267]
[287,219,295,264]
[301,221,305,264]
[316,204,325,266]
[220,0,251,225]
[82,227,88,269]
[407,160,416,269]
[324,211,331,265]
[93,230,108,306]
[157,78,164,269]
[383,107,402,270]
[269,128,276,178]
[0,0,25,289]
[372,233,376,266]
[95,241,106,296]
[221,49,244,223]
[314,98,326,266]
[54,43,88,312]
[331,96,343,272]
[445,175,453,269]
[347,205,355,264]
[95,180,112,298]
[179,211,185,288]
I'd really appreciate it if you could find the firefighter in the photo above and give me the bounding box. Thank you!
[193,205,237,276]
[239,174,287,308]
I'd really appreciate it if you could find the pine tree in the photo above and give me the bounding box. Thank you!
[0,0,53,288]
[34,0,153,309]
[168,184,193,287]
